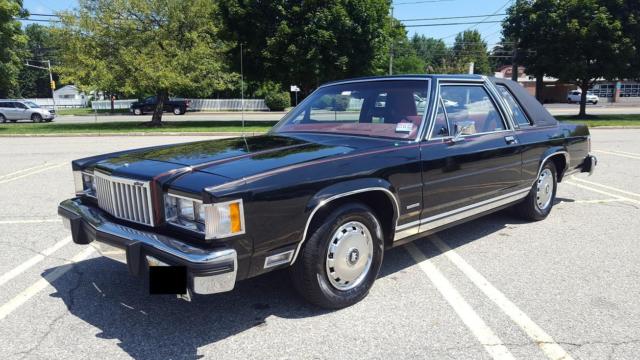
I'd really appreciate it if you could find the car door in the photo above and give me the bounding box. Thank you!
[13,102,29,120]
[0,102,15,120]
[418,81,524,233]
[143,96,156,112]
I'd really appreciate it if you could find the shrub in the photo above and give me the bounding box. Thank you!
[265,91,291,111]
[333,95,350,111]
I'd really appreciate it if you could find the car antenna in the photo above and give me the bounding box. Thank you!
[240,43,246,140]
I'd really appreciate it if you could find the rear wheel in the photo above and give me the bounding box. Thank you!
[173,107,183,115]
[0,114,6,123]
[291,202,384,309]
[31,113,43,123]
[133,108,143,115]
[514,161,557,221]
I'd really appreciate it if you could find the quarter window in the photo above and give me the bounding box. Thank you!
[496,85,531,126]
[439,85,506,135]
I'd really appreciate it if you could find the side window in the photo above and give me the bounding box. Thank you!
[440,85,506,135]
[429,99,449,138]
[497,85,531,126]
[0,102,13,108]
[14,102,27,109]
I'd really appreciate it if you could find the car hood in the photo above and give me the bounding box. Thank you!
[91,133,393,184]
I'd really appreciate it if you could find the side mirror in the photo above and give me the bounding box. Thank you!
[451,121,475,143]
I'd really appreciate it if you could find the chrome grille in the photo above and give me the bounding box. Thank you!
[94,172,154,226]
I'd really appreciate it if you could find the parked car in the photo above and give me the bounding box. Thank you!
[130,96,190,115]
[59,75,597,309]
[0,100,55,123]
[567,90,599,104]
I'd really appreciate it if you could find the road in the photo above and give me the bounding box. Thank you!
[0,130,639,359]
[37,103,640,124]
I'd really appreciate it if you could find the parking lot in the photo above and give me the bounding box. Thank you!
[0,129,639,359]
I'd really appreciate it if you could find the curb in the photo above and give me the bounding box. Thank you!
[0,132,268,137]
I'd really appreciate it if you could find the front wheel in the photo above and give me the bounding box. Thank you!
[514,161,557,221]
[291,203,384,309]
[31,113,43,123]
[172,107,183,115]
[133,108,143,115]
[0,114,6,123]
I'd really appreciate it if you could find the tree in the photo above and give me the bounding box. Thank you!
[218,0,391,94]
[17,24,60,98]
[504,0,634,116]
[410,34,449,73]
[0,0,27,98]
[451,30,491,75]
[56,0,237,125]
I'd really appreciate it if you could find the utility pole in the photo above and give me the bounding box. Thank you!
[24,59,57,112]
[511,0,520,82]
[389,5,394,75]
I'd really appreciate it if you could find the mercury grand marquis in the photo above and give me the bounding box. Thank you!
[58,75,597,309]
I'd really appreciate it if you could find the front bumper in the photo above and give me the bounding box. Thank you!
[58,198,237,295]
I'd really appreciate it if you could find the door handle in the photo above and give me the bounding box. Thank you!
[504,135,518,145]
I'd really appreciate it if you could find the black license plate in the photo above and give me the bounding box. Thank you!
[149,266,187,295]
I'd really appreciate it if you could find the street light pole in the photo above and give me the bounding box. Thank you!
[389,5,394,76]
[24,59,57,113]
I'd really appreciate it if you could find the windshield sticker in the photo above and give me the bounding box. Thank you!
[341,91,352,96]
[395,122,414,133]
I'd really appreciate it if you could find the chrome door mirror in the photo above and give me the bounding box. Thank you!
[452,121,476,142]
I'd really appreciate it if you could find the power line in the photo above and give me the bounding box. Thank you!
[400,13,506,22]
[394,0,455,5]
[405,20,502,28]
[439,0,513,41]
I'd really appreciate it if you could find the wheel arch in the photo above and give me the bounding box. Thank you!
[537,149,570,182]
[290,179,400,265]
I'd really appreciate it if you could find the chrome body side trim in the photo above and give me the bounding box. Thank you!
[290,187,400,265]
[536,151,570,183]
[393,188,530,241]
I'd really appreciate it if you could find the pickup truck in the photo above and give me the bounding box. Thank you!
[130,96,190,115]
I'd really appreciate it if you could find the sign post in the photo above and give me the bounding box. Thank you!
[290,85,300,106]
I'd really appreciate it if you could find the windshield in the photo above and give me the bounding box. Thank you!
[272,80,430,140]
[24,102,40,108]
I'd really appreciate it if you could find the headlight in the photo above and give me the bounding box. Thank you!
[164,194,206,233]
[73,171,96,197]
[163,194,245,239]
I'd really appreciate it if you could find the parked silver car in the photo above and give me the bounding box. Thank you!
[0,100,55,123]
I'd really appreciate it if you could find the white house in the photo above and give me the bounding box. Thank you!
[53,85,88,106]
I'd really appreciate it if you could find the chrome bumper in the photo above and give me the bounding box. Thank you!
[582,154,597,175]
[58,198,237,295]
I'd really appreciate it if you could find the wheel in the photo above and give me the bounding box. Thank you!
[0,114,6,123]
[592,101,598,105]
[31,113,43,123]
[173,107,182,115]
[514,161,557,221]
[10,120,17,123]
[291,202,384,309]
[133,108,143,115]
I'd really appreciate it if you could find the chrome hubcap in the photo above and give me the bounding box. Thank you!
[536,168,554,210]
[326,221,373,291]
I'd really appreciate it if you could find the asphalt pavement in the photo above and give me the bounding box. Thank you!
[0,130,639,359]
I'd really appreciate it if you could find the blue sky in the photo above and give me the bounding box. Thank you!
[22,0,510,46]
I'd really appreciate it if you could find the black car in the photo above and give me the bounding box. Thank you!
[59,75,597,309]
[130,96,190,115]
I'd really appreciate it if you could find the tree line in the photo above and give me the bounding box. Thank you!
[1,0,639,122]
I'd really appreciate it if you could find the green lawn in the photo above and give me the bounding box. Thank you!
[556,114,640,127]
[0,121,275,135]
[55,108,130,116]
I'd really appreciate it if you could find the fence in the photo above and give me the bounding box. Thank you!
[91,98,269,111]
[26,98,87,109]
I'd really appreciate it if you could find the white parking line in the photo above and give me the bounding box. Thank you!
[570,176,640,199]
[0,163,60,180]
[0,162,66,185]
[594,149,640,160]
[565,181,640,205]
[405,243,516,360]
[0,247,94,321]
[0,219,61,225]
[0,237,72,287]
[429,235,574,360]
